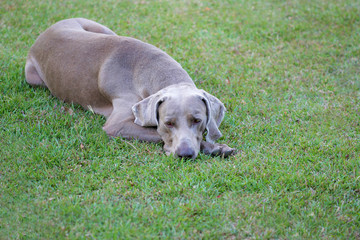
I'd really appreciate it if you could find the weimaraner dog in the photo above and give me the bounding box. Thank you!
[25,18,235,159]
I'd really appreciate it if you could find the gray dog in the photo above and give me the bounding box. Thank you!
[25,18,235,159]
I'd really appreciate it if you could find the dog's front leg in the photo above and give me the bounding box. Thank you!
[200,141,236,158]
[103,100,161,143]
[103,117,161,143]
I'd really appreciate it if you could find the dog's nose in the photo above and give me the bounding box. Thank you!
[175,142,196,159]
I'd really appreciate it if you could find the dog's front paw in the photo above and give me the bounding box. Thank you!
[201,141,236,158]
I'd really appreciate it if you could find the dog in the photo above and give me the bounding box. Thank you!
[25,18,235,159]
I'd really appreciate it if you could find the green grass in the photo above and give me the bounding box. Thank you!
[1,0,359,238]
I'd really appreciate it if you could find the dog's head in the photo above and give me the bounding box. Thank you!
[132,84,225,159]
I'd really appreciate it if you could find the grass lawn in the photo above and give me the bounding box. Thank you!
[1,0,359,238]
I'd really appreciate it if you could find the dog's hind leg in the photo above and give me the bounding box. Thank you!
[25,57,46,87]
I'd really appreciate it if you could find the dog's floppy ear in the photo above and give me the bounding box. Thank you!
[132,92,166,127]
[201,90,226,143]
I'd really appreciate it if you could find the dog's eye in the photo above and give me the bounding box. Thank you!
[165,121,175,128]
[192,118,202,124]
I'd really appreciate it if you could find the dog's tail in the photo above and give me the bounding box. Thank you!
[71,18,117,36]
